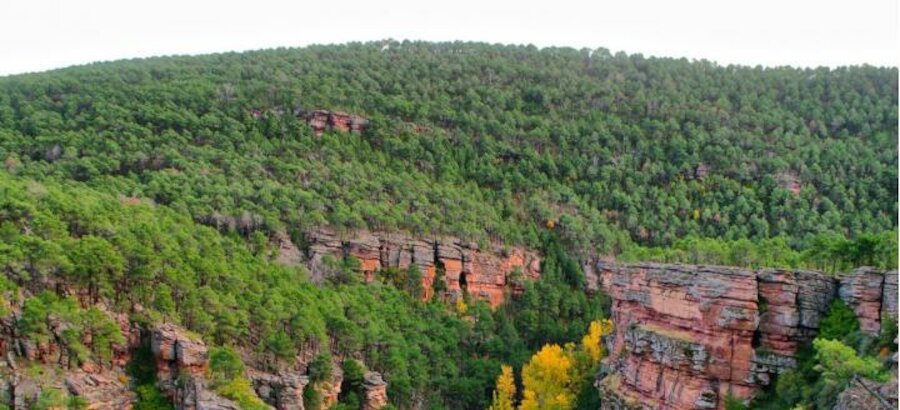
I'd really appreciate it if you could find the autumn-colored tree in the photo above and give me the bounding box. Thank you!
[488,364,516,410]
[581,319,614,364]
[519,344,573,410]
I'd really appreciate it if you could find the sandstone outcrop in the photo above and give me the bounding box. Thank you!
[750,268,837,385]
[303,110,367,135]
[305,229,540,307]
[839,267,890,334]
[250,370,309,410]
[597,262,898,410]
[362,372,388,410]
[150,323,241,410]
[597,263,758,409]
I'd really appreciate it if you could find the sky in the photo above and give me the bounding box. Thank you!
[0,0,897,76]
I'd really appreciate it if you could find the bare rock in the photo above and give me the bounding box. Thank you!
[249,369,309,410]
[833,377,897,410]
[362,372,388,410]
[65,370,136,409]
[839,268,887,334]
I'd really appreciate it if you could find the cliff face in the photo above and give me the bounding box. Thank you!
[597,263,898,410]
[305,229,540,307]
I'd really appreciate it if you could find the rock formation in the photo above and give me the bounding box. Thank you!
[839,267,890,334]
[597,263,758,409]
[65,370,136,409]
[302,110,367,135]
[305,228,540,307]
[250,370,309,410]
[151,323,240,410]
[833,376,898,410]
[362,372,388,410]
[596,263,898,410]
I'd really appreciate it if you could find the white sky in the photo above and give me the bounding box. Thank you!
[0,0,897,76]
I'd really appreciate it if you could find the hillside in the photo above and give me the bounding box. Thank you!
[0,41,896,255]
[0,41,897,410]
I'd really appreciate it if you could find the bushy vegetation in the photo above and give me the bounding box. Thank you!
[0,42,895,257]
[0,42,895,409]
[127,345,173,410]
[752,300,896,409]
[621,231,897,272]
[0,171,606,409]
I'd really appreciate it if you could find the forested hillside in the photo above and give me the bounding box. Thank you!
[0,42,896,410]
[0,41,895,257]
[0,171,604,409]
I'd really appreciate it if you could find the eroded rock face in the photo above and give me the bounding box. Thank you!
[833,377,898,410]
[839,267,890,334]
[362,372,388,410]
[150,323,240,410]
[65,370,136,410]
[597,263,758,410]
[301,110,367,135]
[751,268,837,385]
[597,263,898,409]
[883,271,898,322]
[305,229,540,307]
[250,370,308,410]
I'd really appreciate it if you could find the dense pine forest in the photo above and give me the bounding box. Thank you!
[0,41,896,410]
[0,41,896,257]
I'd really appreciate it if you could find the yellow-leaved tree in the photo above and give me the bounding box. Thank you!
[581,319,614,364]
[519,344,574,410]
[486,319,614,410]
[488,364,516,410]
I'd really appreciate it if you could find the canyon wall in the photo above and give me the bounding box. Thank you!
[304,229,540,307]
[596,263,897,410]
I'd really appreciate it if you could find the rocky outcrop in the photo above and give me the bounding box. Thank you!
[303,110,367,135]
[597,263,758,410]
[151,323,240,410]
[840,267,890,334]
[306,229,540,307]
[597,263,898,410]
[362,372,388,410]
[250,370,308,410]
[833,377,897,410]
[882,271,898,323]
[65,370,136,409]
[750,268,837,385]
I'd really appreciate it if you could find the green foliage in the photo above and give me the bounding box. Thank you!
[17,291,124,367]
[127,344,173,410]
[877,314,898,354]
[753,300,890,410]
[217,377,270,410]
[209,347,246,384]
[308,352,333,384]
[818,299,860,341]
[724,393,749,410]
[0,42,894,257]
[814,338,887,384]
[338,360,367,410]
[31,387,68,410]
[0,42,896,409]
[621,232,897,272]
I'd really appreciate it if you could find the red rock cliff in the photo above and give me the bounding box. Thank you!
[304,229,540,307]
[597,263,897,410]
